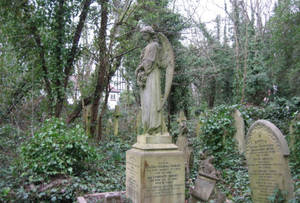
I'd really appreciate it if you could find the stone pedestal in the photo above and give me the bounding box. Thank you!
[126,133,185,203]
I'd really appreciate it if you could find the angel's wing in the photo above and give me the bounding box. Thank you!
[157,32,175,111]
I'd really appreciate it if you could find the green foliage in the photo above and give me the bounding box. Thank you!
[200,105,236,155]
[267,0,300,98]
[0,0,90,116]
[0,119,135,202]
[189,105,251,202]
[289,111,300,176]
[239,97,299,134]
[268,188,287,203]
[21,118,96,179]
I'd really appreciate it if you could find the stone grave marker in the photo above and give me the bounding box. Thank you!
[190,152,225,203]
[105,118,113,135]
[233,109,246,153]
[113,105,120,136]
[176,110,193,177]
[190,173,218,202]
[246,120,294,202]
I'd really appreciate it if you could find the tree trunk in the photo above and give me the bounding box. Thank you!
[231,0,242,103]
[54,0,65,117]
[97,83,110,140]
[55,0,92,117]
[208,75,216,108]
[241,12,249,103]
[90,0,109,136]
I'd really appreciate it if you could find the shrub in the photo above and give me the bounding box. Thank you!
[20,118,96,180]
[288,112,300,176]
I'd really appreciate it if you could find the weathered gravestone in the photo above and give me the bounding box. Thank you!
[105,118,113,136]
[246,120,294,202]
[126,26,185,203]
[176,111,193,177]
[189,152,225,203]
[233,109,246,153]
[195,121,201,137]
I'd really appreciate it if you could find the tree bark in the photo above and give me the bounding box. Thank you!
[66,96,92,124]
[97,82,110,140]
[208,75,216,108]
[55,0,92,117]
[54,0,66,117]
[231,0,242,103]
[90,0,109,136]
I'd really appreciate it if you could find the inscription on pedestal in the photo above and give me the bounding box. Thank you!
[144,159,184,198]
[126,149,185,203]
[246,120,294,203]
[126,153,140,201]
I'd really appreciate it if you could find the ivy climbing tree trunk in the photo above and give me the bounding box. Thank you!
[0,0,92,118]
[90,0,109,137]
[55,0,93,117]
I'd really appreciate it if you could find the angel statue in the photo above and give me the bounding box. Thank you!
[135,26,174,135]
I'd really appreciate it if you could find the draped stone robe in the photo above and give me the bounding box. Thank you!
[137,40,162,134]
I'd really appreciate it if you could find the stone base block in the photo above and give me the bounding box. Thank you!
[126,148,185,203]
[132,134,178,150]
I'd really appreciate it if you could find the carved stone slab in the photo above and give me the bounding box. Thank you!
[126,148,185,203]
[233,109,245,153]
[191,174,217,201]
[246,120,294,203]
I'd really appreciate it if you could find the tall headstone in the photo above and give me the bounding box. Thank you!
[195,112,205,137]
[233,109,246,153]
[105,118,113,136]
[246,120,294,202]
[195,121,201,137]
[126,26,185,203]
[176,111,193,177]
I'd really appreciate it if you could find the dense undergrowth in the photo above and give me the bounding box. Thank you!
[0,118,135,202]
[0,97,299,202]
[185,97,300,202]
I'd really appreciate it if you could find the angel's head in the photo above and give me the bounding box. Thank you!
[140,26,155,41]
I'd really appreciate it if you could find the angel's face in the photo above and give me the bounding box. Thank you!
[142,32,151,41]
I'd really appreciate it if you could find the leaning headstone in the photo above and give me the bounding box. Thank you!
[233,109,246,153]
[176,111,193,176]
[246,120,294,202]
[113,105,120,136]
[190,153,224,203]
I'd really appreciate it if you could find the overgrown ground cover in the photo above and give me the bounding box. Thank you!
[0,118,135,202]
[0,99,299,202]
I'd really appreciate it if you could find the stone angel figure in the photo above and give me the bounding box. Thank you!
[135,26,174,135]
